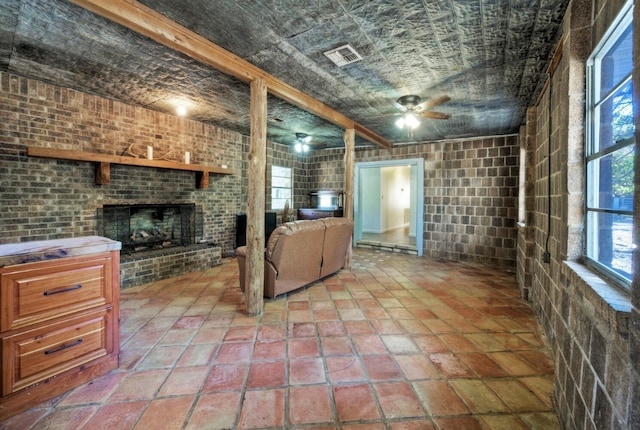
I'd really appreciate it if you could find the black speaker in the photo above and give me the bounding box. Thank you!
[236,212,277,248]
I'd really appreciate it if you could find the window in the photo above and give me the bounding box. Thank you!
[271,166,292,210]
[585,0,635,290]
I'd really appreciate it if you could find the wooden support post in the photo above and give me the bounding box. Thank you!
[343,128,355,268]
[95,162,110,184]
[245,78,267,316]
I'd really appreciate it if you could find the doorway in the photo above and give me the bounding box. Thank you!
[354,158,424,256]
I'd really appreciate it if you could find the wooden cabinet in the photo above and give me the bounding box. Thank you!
[0,237,120,421]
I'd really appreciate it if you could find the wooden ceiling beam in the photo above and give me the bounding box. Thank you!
[69,0,392,149]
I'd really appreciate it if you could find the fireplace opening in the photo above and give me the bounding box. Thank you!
[102,204,196,253]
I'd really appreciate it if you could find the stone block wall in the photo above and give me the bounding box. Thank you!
[303,136,520,269]
[521,0,639,428]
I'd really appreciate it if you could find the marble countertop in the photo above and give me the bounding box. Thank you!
[0,236,121,267]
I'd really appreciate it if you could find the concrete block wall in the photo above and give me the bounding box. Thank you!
[521,0,640,428]
[303,136,520,269]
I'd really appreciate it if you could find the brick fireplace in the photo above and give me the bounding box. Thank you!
[102,203,197,254]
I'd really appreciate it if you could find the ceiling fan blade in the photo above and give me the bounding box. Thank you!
[369,112,403,119]
[418,95,451,111]
[420,111,451,120]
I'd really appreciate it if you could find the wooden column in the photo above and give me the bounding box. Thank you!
[343,128,355,268]
[245,78,267,316]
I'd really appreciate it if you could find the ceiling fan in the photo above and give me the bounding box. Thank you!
[393,95,451,129]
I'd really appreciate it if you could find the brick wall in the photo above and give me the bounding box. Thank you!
[0,72,243,257]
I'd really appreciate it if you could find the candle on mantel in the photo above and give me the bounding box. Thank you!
[185,151,190,164]
[146,146,153,160]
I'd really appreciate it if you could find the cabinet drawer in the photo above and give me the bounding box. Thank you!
[2,308,113,395]
[0,254,113,331]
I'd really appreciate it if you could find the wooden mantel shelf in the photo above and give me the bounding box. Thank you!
[27,147,238,189]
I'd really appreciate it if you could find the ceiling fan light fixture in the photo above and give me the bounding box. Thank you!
[396,113,419,129]
[294,133,311,153]
[296,132,312,143]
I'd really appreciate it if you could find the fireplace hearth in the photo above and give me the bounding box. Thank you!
[102,203,196,254]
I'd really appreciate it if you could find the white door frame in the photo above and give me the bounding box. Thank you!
[354,158,424,256]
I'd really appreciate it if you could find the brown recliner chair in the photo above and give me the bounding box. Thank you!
[236,218,353,298]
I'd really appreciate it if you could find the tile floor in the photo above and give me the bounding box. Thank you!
[2,248,561,430]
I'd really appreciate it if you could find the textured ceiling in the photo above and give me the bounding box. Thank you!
[0,0,568,149]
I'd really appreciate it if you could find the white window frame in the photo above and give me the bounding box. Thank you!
[585,0,635,290]
[271,165,292,210]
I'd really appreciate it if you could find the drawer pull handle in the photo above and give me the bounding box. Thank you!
[43,284,82,296]
[44,339,83,355]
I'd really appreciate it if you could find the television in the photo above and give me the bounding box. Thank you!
[235,212,277,248]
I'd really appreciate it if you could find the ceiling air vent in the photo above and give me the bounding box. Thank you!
[323,44,363,67]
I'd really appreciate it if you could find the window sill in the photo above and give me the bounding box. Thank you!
[562,261,631,335]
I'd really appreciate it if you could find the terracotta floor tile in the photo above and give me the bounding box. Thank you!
[489,351,538,376]
[173,315,206,329]
[109,369,170,402]
[519,412,563,429]
[449,379,509,413]
[224,325,256,341]
[288,337,320,357]
[321,336,355,355]
[374,381,426,419]
[176,343,217,367]
[257,323,286,340]
[215,341,253,362]
[371,318,405,334]
[352,334,388,354]
[159,327,198,345]
[458,352,510,377]
[0,409,48,430]
[29,405,96,429]
[202,363,248,392]
[394,354,440,379]
[520,376,555,407]
[158,366,209,396]
[134,396,194,429]
[185,391,242,430]
[333,384,381,421]
[432,416,483,430]
[412,380,469,416]
[58,372,127,406]
[362,355,402,381]
[397,319,432,334]
[388,420,435,430]
[381,335,420,353]
[137,345,184,369]
[191,327,227,344]
[253,339,286,360]
[315,309,340,320]
[290,321,316,337]
[289,357,326,384]
[317,320,346,336]
[477,414,529,430]
[81,401,147,430]
[428,353,475,377]
[439,334,479,352]
[326,356,366,382]
[237,389,285,429]
[486,380,550,412]
[247,360,286,388]
[289,385,333,425]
